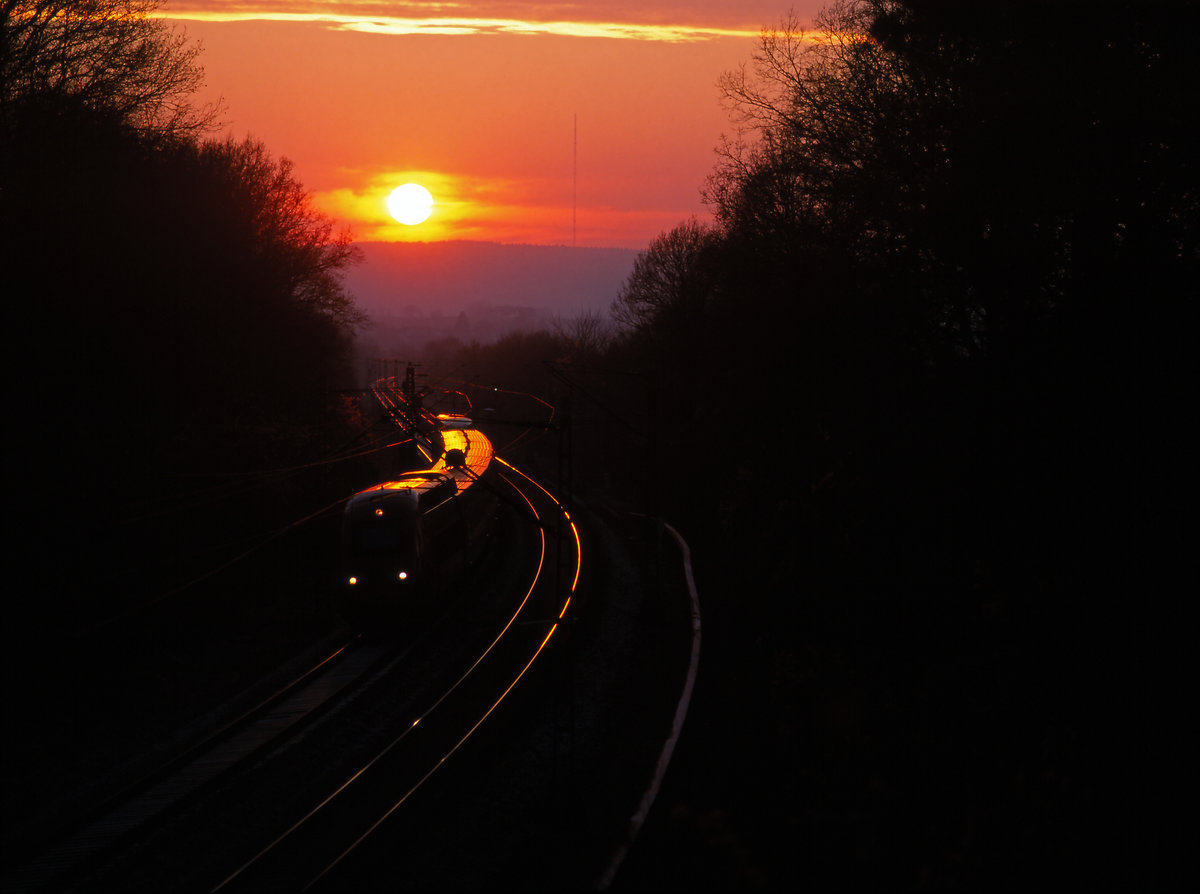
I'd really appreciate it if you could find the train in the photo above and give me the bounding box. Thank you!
[337,421,497,629]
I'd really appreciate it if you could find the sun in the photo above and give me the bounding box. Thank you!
[387,183,434,225]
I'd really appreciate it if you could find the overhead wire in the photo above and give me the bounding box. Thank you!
[76,390,428,633]
[95,377,555,633]
[115,411,415,525]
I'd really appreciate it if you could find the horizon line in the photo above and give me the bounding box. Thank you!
[353,237,642,250]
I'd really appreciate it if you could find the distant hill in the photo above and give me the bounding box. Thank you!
[345,241,638,318]
[344,240,638,358]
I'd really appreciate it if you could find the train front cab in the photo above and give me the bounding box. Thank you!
[339,473,465,626]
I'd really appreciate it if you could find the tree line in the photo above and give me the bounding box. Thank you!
[3,1,366,619]
[500,1,1193,887]
[608,0,1195,625]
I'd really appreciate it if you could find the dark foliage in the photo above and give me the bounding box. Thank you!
[1,0,220,142]
[596,1,1196,889]
[2,8,366,633]
[1,9,381,856]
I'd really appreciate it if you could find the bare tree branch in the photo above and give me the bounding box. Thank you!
[1,0,221,141]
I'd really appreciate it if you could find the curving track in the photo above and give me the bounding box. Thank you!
[212,448,581,892]
[0,638,393,893]
[9,378,584,893]
[5,375,700,894]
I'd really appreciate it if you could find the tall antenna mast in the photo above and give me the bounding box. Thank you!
[573,113,578,247]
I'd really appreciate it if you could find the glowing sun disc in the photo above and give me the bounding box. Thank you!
[388,183,434,225]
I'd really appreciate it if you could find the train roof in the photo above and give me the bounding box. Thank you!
[435,428,492,482]
[436,413,474,430]
[364,472,450,489]
[349,472,453,503]
[349,427,493,502]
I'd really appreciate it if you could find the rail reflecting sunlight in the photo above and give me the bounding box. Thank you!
[495,456,582,595]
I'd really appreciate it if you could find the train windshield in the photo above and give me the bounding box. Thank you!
[352,522,407,555]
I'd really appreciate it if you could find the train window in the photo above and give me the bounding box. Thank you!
[354,523,400,553]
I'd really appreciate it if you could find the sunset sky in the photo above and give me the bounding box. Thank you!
[161,1,825,249]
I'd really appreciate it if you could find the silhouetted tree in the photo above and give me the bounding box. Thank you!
[709,3,967,356]
[601,5,1197,886]
[3,16,366,620]
[611,217,721,336]
[182,136,364,329]
[710,0,1198,373]
[551,308,614,362]
[0,0,220,142]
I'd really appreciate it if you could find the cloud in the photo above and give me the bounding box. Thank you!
[160,1,817,41]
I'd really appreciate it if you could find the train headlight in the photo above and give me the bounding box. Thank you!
[397,571,409,581]
[348,576,358,586]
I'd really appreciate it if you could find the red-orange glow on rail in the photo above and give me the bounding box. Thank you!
[565,514,583,592]
[495,456,582,595]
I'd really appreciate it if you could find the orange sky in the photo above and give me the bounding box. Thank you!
[162,1,824,249]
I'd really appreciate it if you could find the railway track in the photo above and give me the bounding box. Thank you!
[212,460,581,892]
[5,380,600,892]
[4,452,580,893]
[0,637,398,893]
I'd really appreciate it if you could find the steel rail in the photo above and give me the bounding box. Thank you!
[305,462,582,890]
[0,637,387,894]
[211,467,565,892]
